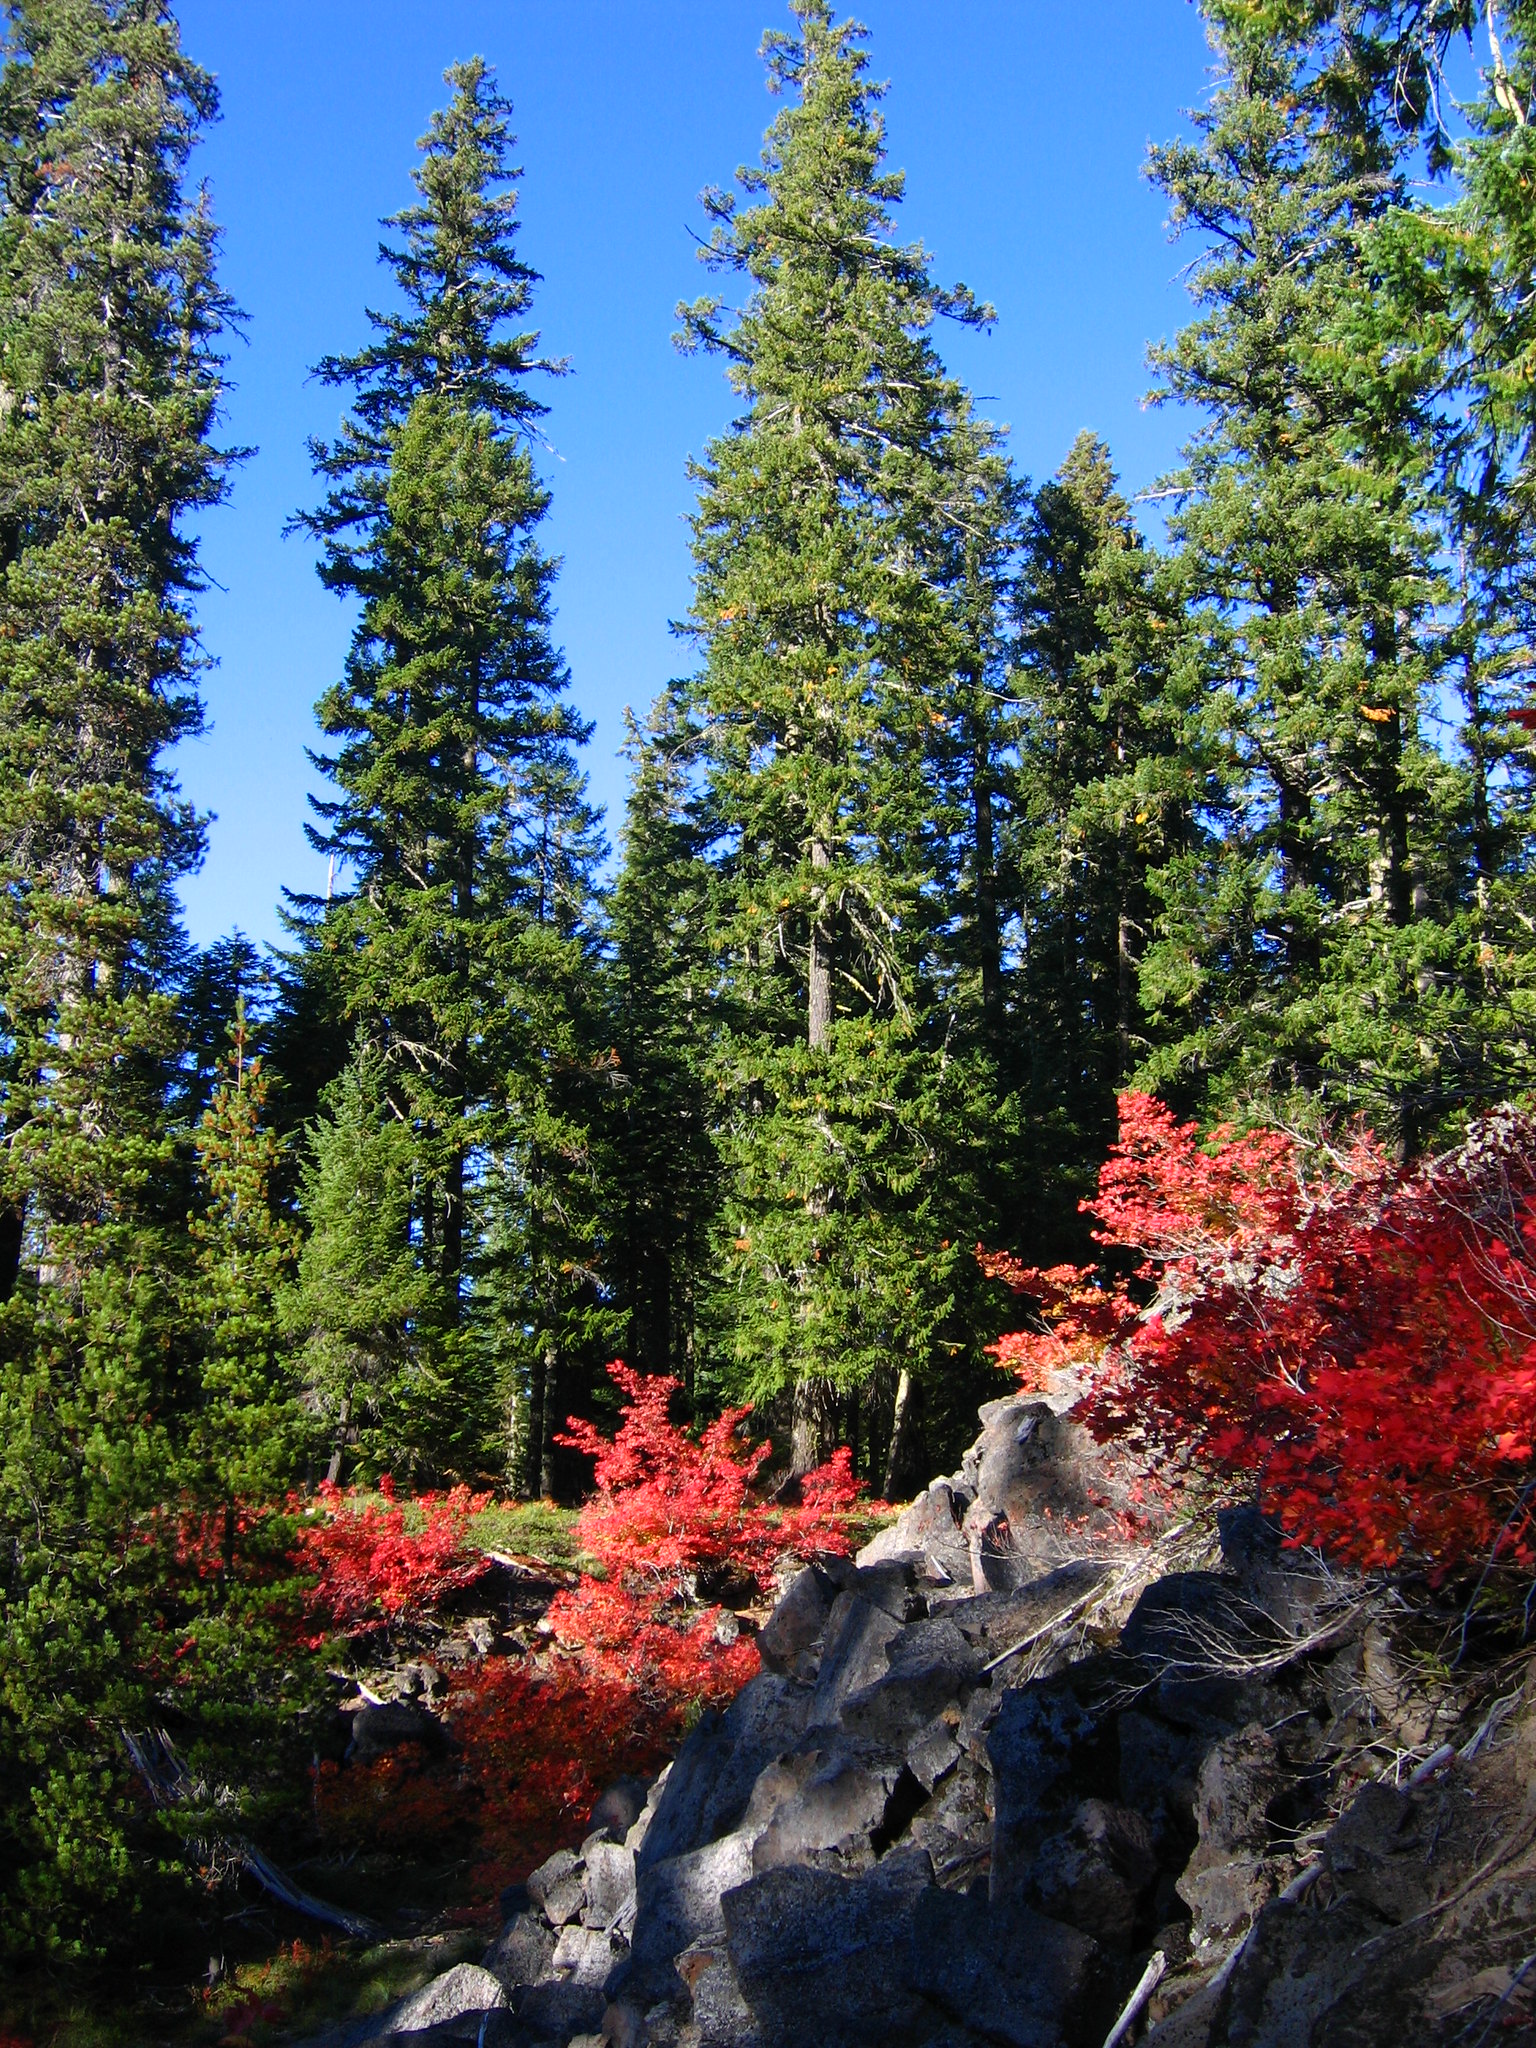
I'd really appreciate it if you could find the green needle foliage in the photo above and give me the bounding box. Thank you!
[670,0,1002,1470]
[1135,5,1465,1149]
[5,0,1536,1982]
[602,706,720,1391]
[1010,433,1189,1228]
[287,1037,440,1480]
[289,59,605,1479]
[0,0,246,1958]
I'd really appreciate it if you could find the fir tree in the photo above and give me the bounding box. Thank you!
[0,0,239,1954]
[673,0,999,1470]
[286,1038,437,1482]
[1010,433,1187,1230]
[291,60,601,1471]
[1374,0,1536,1109]
[604,707,721,1392]
[1137,5,1462,1149]
[186,1002,300,1506]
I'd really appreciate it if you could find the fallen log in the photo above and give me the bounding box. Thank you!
[121,1726,379,1941]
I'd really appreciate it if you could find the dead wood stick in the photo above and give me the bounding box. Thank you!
[122,1726,379,1941]
[1102,1949,1166,2048]
[237,1842,379,1940]
[981,1588,1100,1675]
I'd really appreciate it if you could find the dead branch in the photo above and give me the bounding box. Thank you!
[122,1727,378,1941]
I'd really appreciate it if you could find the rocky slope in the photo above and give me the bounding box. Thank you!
[337,1391,1536,2048]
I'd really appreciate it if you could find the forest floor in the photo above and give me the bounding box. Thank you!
[3,1501,595,2048]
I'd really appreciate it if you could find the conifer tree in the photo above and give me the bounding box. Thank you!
[286,1039,438,1481]
[292,60,601,1471]
[603,709,720,1390]
[672,0,999,1470]
[186,1004,300,1506]
[1137,5,1462,1149]
[1010,434,1187,1227]
[1372,0,1536,1108]
[0,0,239,1953]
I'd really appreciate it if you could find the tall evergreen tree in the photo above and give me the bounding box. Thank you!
[1369,0,1536,1109]
[672,0,1003,1472]
[291,60,601,1473]
[1010,432,1187,1232]
[603,707,720,1392]
[1136,4,1464,1150]
[0,0,241,1954]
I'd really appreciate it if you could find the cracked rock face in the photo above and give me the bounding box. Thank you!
[358,1396,1533,2048]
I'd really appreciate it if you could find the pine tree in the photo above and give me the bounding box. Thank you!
[672,0,1000,1471]
[1136,5,1463,1150]
[603,708,720,1392]
[0,0,240,1954]
[286,1038,438,1481]
[1009,433,1187,1231]
[292,60,601,1472]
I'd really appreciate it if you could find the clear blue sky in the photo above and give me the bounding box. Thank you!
[171,0,1214,953]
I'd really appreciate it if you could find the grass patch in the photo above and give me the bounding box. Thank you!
[468,1498,583,1570]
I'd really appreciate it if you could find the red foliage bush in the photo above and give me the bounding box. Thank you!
[982,1094,1536,1576]
[557,1361,864,1600]
[291,1478,491,1641]
[306,1364,865,1888]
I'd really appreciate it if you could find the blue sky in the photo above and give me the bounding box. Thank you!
[171,0,1215,952]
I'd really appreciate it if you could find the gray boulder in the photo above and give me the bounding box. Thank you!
[361,1962,508,2039]
[905,1753,995,1890]
[858,1480,971,1588]
[675,1938,762,2047]
[721,1847,938,2048]
[550,1921,623,1988]
[809,1594,905,1728]
[747,1744,905,1875]
[905,1714,962,1795]
[1029,1798,1159,1951]
[838,1615,984,1745]
[526,1857,585,1931]
[987,1665,1108,1900]
[1176,1723,1283,1942]
[723,1847,1106,2048]
[639,1675,809,1871]
[482,1910,555,1991]
[512,1976,607,2041]
[755,1565,833,1674]
[581,1837,637,1932]
[622,1827,757,2007]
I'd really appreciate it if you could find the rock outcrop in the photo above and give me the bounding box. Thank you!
[353,1390,1536,2047]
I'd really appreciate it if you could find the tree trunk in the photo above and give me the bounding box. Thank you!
[525,1348,545,1500]
[506,1373,527,1497]
[973,737,1002,1033]
[1116,908,1135,1083]
[538,1340,558,1498]
[882,1369,913,1500]
[790,1375,839,1474]
[325,1393,352,1488]
[808,833,833,1051]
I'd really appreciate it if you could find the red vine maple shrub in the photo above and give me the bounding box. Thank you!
[548,1362,864,1702]
[291,1478,491,1643]
[558,1363,864,1597]
[305,1366,865,1886]
[982,1094,1536,1576]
